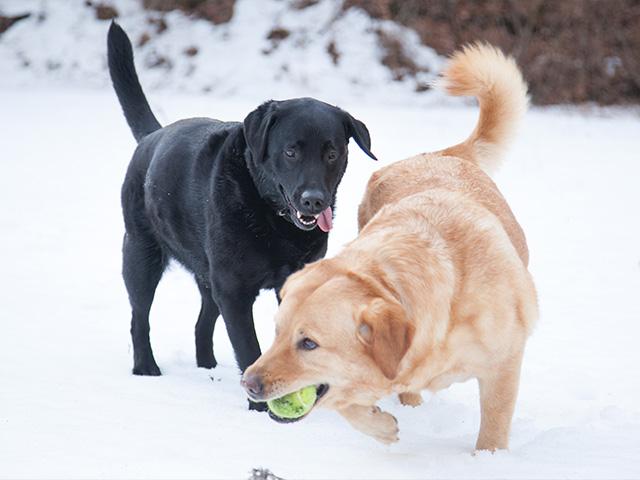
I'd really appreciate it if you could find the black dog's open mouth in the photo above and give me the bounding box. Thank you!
[268,384,330,424]
[295,210,319,227]
[277,185,319,231]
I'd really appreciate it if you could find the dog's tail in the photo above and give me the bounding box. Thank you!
[437,43,528,174]
[107,21,161,143]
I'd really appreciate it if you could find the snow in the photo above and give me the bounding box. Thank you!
[1,87,639,479]
[0,0,443,106]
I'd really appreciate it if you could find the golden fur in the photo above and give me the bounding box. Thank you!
[244,44,537,451]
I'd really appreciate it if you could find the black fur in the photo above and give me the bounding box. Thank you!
[107,23,161,142]
[107,22,376,405]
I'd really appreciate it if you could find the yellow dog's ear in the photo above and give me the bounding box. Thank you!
[357,298,414,380]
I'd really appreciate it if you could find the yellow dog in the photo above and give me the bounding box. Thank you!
[243,44,537,451]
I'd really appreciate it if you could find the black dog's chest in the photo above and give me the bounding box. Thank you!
[257,230,322,289]
[212,202,326,291]
[202,141,328,291]
[134,122,328,296]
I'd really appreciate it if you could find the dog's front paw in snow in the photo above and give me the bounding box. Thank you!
[340,404,399,445]
[369,407,399,444]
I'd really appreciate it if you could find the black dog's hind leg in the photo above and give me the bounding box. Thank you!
[123,232,166,376]
[195,280,220,369]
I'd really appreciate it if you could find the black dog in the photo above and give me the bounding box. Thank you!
[107,23,376,404]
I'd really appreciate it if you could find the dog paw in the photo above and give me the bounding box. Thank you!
[398,392,422,407]
[196,355,217,369]
[474,441,507,453]
[368,407,399,444]
[372,410,399,444]
[340,404,399,444]
[132,362,161,376]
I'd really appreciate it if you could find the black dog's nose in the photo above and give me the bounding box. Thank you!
[300,189,327,214]
[241,373,264,399]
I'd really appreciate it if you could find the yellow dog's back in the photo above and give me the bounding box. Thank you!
[358,43,530,265]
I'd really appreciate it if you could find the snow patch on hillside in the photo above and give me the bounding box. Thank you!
[0,0,444,106]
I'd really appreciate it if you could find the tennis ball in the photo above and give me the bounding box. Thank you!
[267,386,317,420]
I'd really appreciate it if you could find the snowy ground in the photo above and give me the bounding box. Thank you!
[1,87,640,479]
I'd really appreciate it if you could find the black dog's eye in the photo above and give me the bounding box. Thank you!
[298,337,318,351]
[284,149,295,159]
[327,150,337,161]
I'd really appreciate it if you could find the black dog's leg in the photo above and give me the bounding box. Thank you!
[122,233,166,376]
[214,286,266,411]
[218,298,261,371]
[195,280,220,369]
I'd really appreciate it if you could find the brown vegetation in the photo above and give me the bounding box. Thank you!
[376,29,424,82]
[93,3,119,20]
[142,0,235,25]
[266,27,291,41]
[343,0,640,105]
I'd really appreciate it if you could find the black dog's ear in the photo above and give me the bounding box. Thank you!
[343,112,377,161]
[243,101,278,162]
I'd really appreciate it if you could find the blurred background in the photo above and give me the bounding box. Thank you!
[1,0,639,106]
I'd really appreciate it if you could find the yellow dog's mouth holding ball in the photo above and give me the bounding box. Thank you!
[266,384,329,423]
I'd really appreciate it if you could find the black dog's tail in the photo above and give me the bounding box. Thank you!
[107,21,161,143]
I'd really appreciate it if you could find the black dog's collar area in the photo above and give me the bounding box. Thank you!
[278,185,319,231]
[267,383,330,424]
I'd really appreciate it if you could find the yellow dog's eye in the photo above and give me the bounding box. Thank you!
[299,338,318,351]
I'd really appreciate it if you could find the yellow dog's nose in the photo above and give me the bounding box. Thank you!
[241,372,264,400]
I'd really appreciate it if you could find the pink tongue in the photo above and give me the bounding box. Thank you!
[317,206,333,232]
